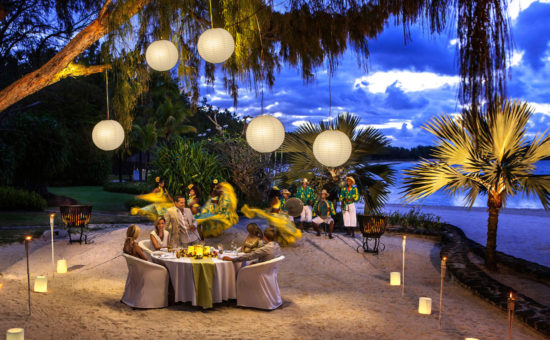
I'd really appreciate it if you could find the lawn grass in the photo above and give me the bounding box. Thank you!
[48,186,136,211]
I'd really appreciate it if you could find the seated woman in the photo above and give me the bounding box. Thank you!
[241,223,263,253]
[150,216,170,250]
[123,224,148,261]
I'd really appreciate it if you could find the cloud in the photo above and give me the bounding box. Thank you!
[354,70,459,94]
[513,2,550,69]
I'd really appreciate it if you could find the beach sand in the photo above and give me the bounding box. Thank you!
[0,219,546,339]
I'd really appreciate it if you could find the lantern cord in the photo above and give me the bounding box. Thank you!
[255,15,265,116]
[329,74,332,119]
[209,0,214,28]
[105,69,110,120]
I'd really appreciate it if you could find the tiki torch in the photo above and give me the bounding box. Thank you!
[439,256,447,329]
[508,291,515,340]
[24,236,32,315]
[402,235,406,296]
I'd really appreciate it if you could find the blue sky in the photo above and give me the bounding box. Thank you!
[199,0,550,147]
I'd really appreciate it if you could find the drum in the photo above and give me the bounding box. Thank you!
[285,197,304,217]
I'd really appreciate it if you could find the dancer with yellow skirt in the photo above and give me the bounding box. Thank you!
[130,177,173,220]
[195,180,239,238]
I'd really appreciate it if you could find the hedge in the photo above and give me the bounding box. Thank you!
[0,186,47,211]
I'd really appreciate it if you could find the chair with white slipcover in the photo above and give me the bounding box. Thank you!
[138,239,154,259]
[236,256,285,310]
[121,254,169,309]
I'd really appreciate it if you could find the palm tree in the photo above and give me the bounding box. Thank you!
[402,99,550,270]
[282,113,395,214]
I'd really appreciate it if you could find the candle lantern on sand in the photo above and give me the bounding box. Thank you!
[390,272,400,286]
[57,259,68,274]
[6,328,24,340]
[33,275,47,293]
[418,297,432,315]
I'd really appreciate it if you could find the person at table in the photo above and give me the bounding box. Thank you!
[312,189,336,239]
[296,178,315,230]
[123,224,148,261]
[130,177,173,220]
[223,227,281,263]
[150,216,170,250]
[340,176,359,238]
[241,223,263,253]
[187,184,202,216]
[165,195,200,247]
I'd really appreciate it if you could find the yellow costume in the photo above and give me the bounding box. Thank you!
[130,186,172,220]
[196,182,239,238]
[241,203,302,246]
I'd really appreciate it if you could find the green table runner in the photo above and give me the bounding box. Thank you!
[190,258,215,308]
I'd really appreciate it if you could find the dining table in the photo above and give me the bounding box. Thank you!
[151,249,242,309]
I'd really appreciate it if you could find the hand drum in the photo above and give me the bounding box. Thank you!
[285,197,304,217]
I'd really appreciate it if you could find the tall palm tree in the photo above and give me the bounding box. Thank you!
[282,113,395,213]
[402,99,550,270]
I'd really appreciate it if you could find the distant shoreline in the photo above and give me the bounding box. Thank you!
[383,203,550,217]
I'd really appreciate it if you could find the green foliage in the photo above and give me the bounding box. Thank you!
[388,209,444,232]
[103,181,152,195]
[124,198,149,210]
[0,186,47,211]
[152,137,229,201]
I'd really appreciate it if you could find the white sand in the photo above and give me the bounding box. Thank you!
[0,220,545,339]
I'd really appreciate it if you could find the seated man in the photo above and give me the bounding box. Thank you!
[223,227,281,263]
[312,189,336,239]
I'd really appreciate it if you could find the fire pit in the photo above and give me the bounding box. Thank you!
[60,205,92,244]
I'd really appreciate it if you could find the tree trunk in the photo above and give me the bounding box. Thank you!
[0,0,151,113]
[485,193,502,270]
[138,151,143,181]
[118,150,123,183]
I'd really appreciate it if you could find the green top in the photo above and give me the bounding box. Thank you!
[296,186,315,206]
[339,185,359,204]
[313,199,336,218]
[280,196,288,212]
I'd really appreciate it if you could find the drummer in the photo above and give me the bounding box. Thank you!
[312,189,336,239]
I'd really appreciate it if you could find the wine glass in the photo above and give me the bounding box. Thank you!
[217,243,224,254]
[230,240,236,252]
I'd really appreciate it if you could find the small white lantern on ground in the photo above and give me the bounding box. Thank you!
[312,130,352,167]
[418,297,432,314]
[33,275,47,293]
[197,28,235,64]
[6,328,24,340]
[92,120,125,151]
[246,115,285,153]
[145,40,179,71]
[390,272,401,286]
[57,259,67,274]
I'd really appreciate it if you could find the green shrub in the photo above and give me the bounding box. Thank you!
[0,186,47,211]
[104,181,152,195]
[388,208,444,231]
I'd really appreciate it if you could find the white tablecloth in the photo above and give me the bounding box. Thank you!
[151,253,241,306]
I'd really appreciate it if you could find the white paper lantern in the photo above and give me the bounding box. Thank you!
[312,130,352,167]
[92,120,125,151]
[390,272,401,286]
[57,259,67,274]
[197,28,235,64]
[6,328,24,340]
[246,115,285,153]
[33,275,47,293]
[418,297,432,314]
[145,40,179,71]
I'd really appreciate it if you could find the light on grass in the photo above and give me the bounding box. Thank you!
[197,28,234,64]
[57,259,67,274]
[33,276,47,293]
[145,40,179,71]
[312,130,352,167]
[92,120,125,151]
[418,297,432,315]
[390,272,400,286]
[246,115,285,153]
[6,328,24,340]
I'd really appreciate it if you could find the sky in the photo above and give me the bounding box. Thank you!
[199,0,550,148]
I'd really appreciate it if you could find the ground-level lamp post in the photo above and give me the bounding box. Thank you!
[439,256,447,329]
[50,213,55,273]
[508,292,515,340]
[24,235,32,315]
[402,235,406,296]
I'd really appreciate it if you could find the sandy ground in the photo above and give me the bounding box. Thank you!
[0,219,546,340]
[384,204,550,267]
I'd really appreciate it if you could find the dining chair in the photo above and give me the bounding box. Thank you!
[138,239,154,259]
[236,256,285,310]
[121,254,169,309]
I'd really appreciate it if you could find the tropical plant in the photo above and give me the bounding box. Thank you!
[282,113,395,214]
[151,137,229,202]
[402,99,550,270]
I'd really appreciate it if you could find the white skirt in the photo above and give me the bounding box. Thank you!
[342,203,357,227]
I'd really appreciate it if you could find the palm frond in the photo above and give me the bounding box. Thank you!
[519,175,550,211]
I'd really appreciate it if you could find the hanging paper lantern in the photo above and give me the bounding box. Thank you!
[92,120,125,151]
[145,40,179,71]
[246,115,285,153]
[312,130,352,167]
[197,28,235,64]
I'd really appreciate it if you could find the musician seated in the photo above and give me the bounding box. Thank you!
[123,224,148,261]
[312,189,336,239]
[223,228,281,263]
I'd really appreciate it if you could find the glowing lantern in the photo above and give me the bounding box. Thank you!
[418,297,432,315]
[390,272,401,286]
[312,130,352,167]
[57,259,67,274]
[246,115,285,153]
[6,328,24,340]
[92,120,125,151]
[33,275,47,293]
[465,338,480,340]
[145,40,179,71]
[197,28,235,64]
